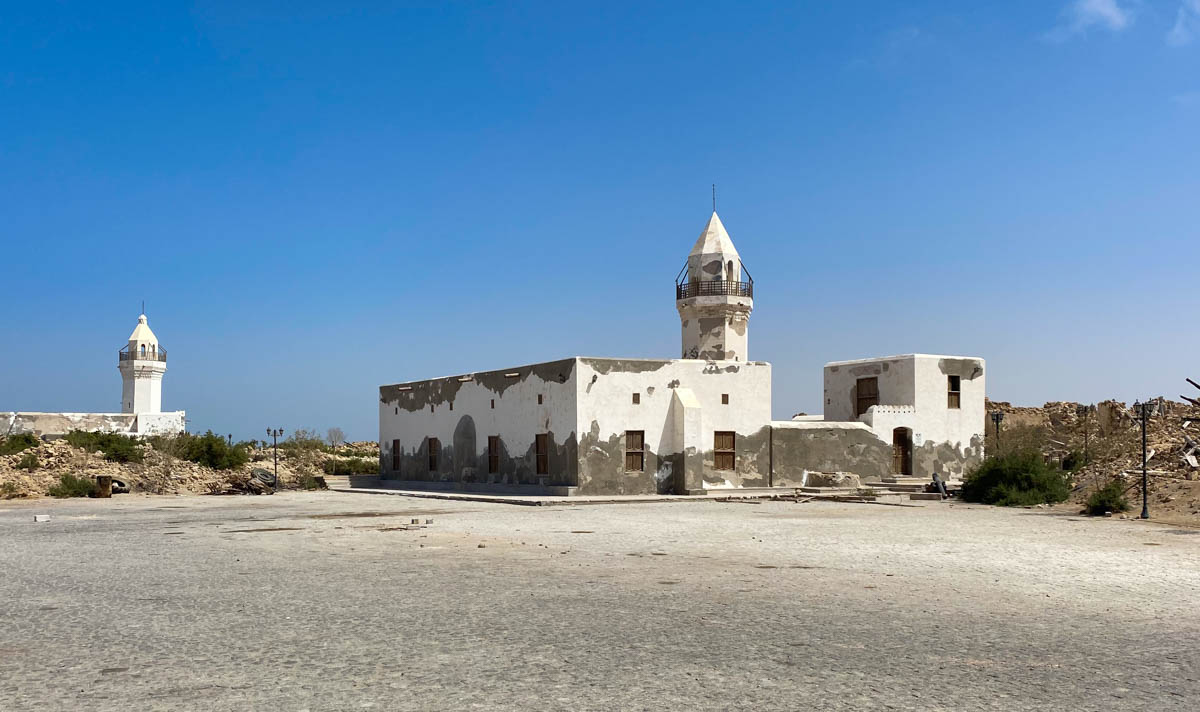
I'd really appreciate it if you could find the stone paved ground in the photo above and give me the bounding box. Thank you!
[1,493,1197,711]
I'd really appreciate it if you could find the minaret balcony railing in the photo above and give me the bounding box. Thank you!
[675,280,753,300]
[118,348,167,363]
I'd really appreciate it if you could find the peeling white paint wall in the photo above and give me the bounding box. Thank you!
[822,354,986,475]
[1,411,185,437]
[378,361,579,484]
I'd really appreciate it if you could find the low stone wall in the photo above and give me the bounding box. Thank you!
[770,421,893,486]
[2,411,186,437]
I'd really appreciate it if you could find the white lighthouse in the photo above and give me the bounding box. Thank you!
[675,212,753,361]
[118,314,168,414]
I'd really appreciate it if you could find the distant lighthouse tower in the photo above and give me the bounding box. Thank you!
[118,314,168,414]
[675,212,753,361]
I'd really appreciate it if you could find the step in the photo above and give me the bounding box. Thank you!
[863,482,926,492]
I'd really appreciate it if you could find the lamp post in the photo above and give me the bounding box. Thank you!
[1076,404,1095,466]
[989,411,1004,453]
[266,428,284,486]
[1128,403,1156,518]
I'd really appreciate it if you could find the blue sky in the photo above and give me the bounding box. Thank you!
[2,1,1198,441]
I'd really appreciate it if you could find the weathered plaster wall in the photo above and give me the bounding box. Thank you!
[770,421,893,486]
[575,358,772,494]
[822,354,986,478]
[378,359,579,488]
[677,303,752,362]
[823,356,918,422]
[2,411,185,437]
[119,361,166,414]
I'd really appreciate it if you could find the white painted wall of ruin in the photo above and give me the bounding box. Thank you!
[823,356,918,422]
[378,362,579,482]
[823,354,986,464]
[2,411,185,437]
[910,355,986,451]
[120,362,166,414]
[575,358,772,487]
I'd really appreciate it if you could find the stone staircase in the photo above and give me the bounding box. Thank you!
[861,476,959,501]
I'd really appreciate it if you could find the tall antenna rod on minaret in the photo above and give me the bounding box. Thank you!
[142,299,145,315]
[712,184,716,213]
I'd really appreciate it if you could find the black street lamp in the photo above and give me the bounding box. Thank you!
[1076,404,1096,466]
[266,428,284,487]
[1133,401,1158,520]
[990,411,1004,452]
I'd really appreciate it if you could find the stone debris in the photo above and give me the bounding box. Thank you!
[0,439,379,499]
[986,397,1200,519]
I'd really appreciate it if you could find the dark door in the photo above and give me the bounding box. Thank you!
[892,428,912,476]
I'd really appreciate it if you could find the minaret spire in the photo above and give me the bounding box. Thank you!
[676,210,754,361]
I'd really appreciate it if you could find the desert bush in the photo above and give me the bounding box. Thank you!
[64,431,143,463]
[281,428,325,451]
[960,449,1071,507]
[0,433,40,456]
[180,431,250,470]
[48,473,98,498]
[1,481,23,499]
[17,452,39,471]
[322,457,378,475]
[1086,479,1130,515]
[298,473,326,490]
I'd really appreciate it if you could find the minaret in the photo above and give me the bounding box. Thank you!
[675,212,753,361]
[118,314,168,414]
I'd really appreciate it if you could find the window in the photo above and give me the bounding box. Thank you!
[449,402,453,411]
[488,436,500,474]
[947,376,961,409]
[140,344,146,356]
[535,434,549,475]
[721,393,729,405]
[490,399,495,409]
[537,394,544,405]
[714,431,735,470]
[625,431,645,471]
[632,393,640,405]
[391,439,400,471]
[428,438,439,472]
[855,377,879,417]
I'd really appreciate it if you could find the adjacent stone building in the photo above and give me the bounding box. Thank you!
[3,314,186,437]
[379,212,984,495]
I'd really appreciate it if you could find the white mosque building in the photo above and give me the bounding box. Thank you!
[378,212,986,496]
[3,314,186,437]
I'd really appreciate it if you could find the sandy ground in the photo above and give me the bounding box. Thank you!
[1,492,1197,711]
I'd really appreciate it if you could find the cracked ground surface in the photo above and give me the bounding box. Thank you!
[1,492,1197,711]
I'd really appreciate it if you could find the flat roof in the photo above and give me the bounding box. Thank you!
[823,353,984,368]
[381,356,771,389]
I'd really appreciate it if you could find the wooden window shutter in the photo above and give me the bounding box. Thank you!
[625,430,645,471]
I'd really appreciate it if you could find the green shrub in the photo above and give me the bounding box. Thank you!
[281,428,326,452]
[322,457,378,475]
[961,450,1071,507]
[1086,479,1130,516]
[0,433,40,456]
[177,431,250,470]
[48,473,98,498]
[64,431,143,463]
[298,473,326,490]
[17,452,38,471]
[1061,450,1083,472]
[1,481,23,499]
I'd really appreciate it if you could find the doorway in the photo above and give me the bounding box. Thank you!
[892,427,913,476]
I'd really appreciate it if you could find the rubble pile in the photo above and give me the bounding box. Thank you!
[0,438,379,499]
[985,397,1200,519]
